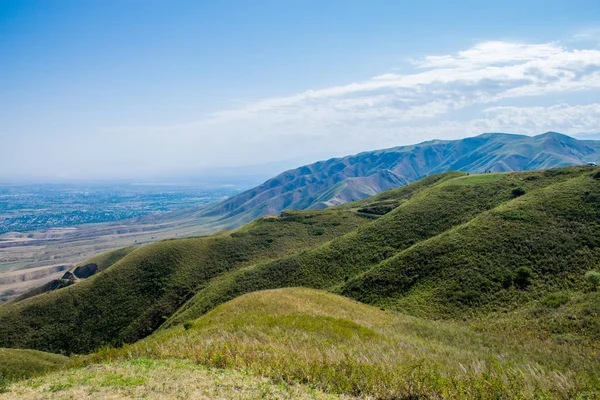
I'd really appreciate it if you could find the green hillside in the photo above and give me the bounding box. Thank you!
[166,167,599,331]
[341,170,600,319]
[0,210,366,354]
[0,166,599,359]
[1,166,600,398]
[0,348,68,389]
[53,289,600,398]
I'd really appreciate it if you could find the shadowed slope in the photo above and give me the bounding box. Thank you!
[0,210,366,354]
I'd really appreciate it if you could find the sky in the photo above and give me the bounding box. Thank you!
[1,0,600,182]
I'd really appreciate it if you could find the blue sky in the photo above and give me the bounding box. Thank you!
[2,0,600,181]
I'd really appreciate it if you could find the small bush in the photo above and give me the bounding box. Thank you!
[542,293,569,308]
[511,187,526,198]
[183,321,195,330]
[585,270,600,292]
[0,378,9,394]
[501,272,513,289]
[514,267,533,289]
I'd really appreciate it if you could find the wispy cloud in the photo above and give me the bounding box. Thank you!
[94,40,600,173]
[111,40,600,133]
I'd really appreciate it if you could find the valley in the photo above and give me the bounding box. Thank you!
[6,4,600,397]
[2,132,599,303]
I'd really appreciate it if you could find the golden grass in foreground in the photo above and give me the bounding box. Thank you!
[85,288,599,399]
[3,358,349,400]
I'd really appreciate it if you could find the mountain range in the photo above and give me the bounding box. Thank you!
[1,131,599,304]
[200,132,600,225]
[1,165,599,398]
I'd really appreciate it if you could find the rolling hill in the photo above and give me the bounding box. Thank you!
[4,289,599,398]
[1,166,600,398]
[2,131,599,304]
[1,166,599,356]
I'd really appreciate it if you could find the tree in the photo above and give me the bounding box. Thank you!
[585,271,600,292]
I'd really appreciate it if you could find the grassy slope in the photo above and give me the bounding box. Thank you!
[80,245,138,272]
[0,348,68,386]
[4,358,348,400]
[341,169,600,319]
[1,167,599,358]
[167,168,595,328]
[0,210,367,354]
[81,288,599,399]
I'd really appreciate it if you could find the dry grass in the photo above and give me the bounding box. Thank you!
[84,288,599,399]
[3,358,350,400]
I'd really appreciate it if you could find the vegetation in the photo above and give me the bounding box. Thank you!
[8,246,138,304]
[76,289,599,399]
[585,270,600,291]
[1,166,600,398]
[0,209,366,354]
[3,358,343,399]
[0,348,68,392]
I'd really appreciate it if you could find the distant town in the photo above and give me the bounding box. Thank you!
[0,183,240,234]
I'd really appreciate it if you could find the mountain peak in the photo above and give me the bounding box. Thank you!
[536,131,572,139]
[200,132,600,223]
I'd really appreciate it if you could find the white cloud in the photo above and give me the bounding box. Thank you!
[117,40,599,137]
[481,103,600,133]
[72,40,600,176]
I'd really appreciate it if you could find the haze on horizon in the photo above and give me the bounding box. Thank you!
[2,0,600,182]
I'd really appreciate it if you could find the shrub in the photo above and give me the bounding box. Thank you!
[183,321,195,330]
[501,271,513,289]
[542,293,569,308]
[514,267,533,289]
[584,271,600,292]
[511,187,526,198]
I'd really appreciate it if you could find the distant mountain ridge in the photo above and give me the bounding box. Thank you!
[201,132,600,222]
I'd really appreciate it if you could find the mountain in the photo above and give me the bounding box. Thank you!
[199,132,600,226]
[1,165,599,398]
[1,131,598,298]
[1,166,599,353]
